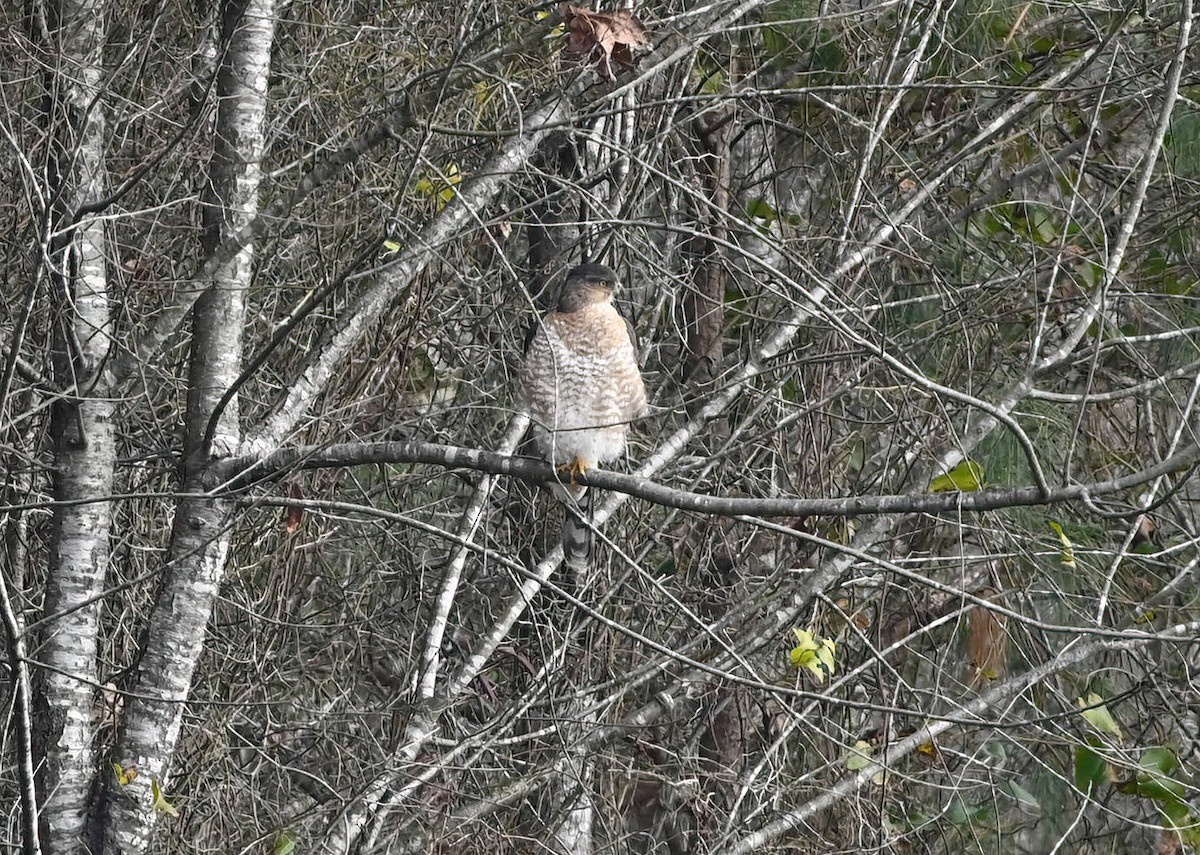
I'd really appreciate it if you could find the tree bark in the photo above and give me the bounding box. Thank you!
[681,94,732,389]
[34,0,116,849]
[99,0,273,850]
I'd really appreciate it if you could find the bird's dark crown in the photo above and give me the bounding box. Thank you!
[565,262,617,287]
[557,263,618,313]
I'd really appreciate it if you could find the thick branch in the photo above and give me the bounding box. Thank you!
[0,567,39,855]
[217,436,1199,519]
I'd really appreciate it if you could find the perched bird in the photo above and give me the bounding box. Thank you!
[517,263,648,566]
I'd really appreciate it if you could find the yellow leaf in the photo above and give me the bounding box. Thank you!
[1078,693,1123,742]
[826,517,856,545]
[151,778,179,817]
[846,739,874,770]
[112,762,138,786]
[929,459,985,493]
[789,628,836,683]
[472,80,492,107]
[1047,520,1076,568]
[413,164,463,212]
[845,740,885,783]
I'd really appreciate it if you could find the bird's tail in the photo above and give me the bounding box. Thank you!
[561,486,593,570]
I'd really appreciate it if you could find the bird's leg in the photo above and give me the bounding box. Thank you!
[557,457,590,485]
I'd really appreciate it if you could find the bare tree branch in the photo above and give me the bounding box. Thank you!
[219,435,1200,518]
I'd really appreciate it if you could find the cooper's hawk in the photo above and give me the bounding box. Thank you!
[517,263,647,565]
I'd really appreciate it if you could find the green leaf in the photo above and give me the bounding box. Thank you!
[945,796,991,826]
[845,739,885,784]
[1029,35,1059,53]
[843,437,866,473]
[700,68,725,95]
[1078,693,1123,742]
[1074,744,1110,792]
[1120,748,1188,805]
[929,459,985,493]
[1130,774,1187,802]
[1008,780,1041,814]
[1161,799,1200,844]
[274,831,297,855]
[982,741,1007,764]
[761,26,793,60]
[1047,520,1077,568]
[1141,746,1179,777]
[1075,257,1103,289]
[1030,207,1056,243]
[986,13,1012,39]
[891,809,930,831]
[745,197,778,225]
[845,740,873,771]
[947,795,969,825]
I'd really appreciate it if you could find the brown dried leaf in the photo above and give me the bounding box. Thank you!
[967,588,1008,687]
[476,220,512,246]
[284,483,303,534]
[1133,514,1157,547]
[1156,830,1184,855]
[563,4,648,79]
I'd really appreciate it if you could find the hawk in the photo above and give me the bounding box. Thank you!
[517,263,648,565]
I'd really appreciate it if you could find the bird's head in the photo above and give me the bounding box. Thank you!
[557,263,618,313]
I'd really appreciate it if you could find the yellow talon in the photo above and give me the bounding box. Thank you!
[557,458,589,485]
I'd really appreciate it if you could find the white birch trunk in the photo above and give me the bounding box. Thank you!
[99,0,273,850]
[36,0,115,850]
[550,704,597,855]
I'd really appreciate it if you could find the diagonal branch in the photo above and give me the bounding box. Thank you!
[100,18,568,391]
[242,92,570,454]
[721,617,1200,854]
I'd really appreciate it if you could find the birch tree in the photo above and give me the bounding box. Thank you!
[100,0,274,849]
[32,0,117,849]
[2,1,1200,853]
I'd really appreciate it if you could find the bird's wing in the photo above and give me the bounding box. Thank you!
[521,311,545,355]
[622,314,639,360]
